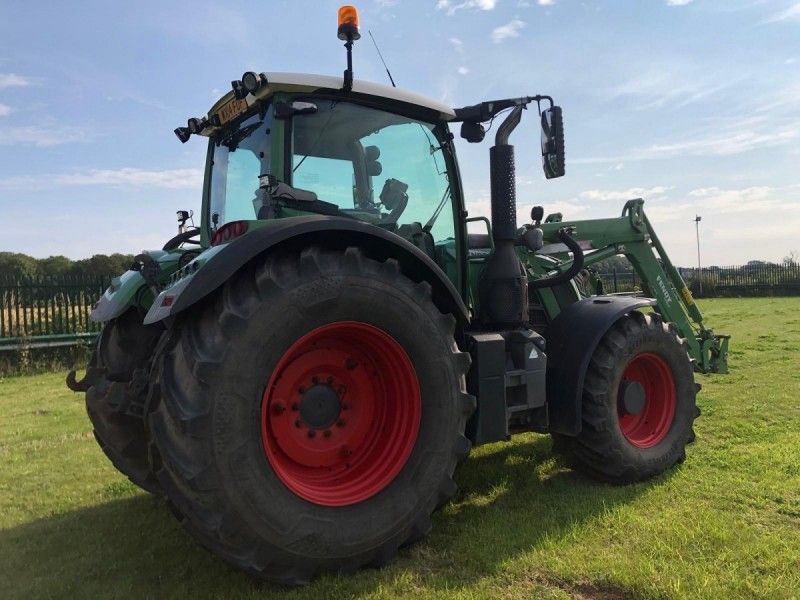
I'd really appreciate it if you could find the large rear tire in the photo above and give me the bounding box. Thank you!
[82,310,162,494]
[552,311,699,483]
[148,246,474,584]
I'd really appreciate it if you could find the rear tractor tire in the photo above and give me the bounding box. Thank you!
[148,246,475,584]
[67,309,163,494]
[552,311,699,483]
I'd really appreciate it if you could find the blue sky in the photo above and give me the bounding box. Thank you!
[1,0,798,265]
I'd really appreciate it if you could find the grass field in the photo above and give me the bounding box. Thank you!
[1,297,798,599]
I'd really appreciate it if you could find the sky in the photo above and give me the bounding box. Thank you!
[0,0,798,266]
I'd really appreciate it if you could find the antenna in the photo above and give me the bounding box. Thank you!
[368,30,397,88]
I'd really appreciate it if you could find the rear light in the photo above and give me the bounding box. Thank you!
[211,220,249,246]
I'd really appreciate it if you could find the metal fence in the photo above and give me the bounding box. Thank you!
[1,262,798,351]
[598,262,800,297]
[0,276,107,350]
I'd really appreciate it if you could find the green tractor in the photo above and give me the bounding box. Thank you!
[67,6,729,585]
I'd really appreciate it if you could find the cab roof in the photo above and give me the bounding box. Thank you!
[207,71,456,125]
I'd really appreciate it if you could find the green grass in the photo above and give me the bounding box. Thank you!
[1,297,799,599]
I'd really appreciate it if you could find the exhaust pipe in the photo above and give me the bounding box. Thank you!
[478,106,529,328]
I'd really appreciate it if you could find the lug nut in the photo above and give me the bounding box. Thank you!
[291,402,299,411]
[345,358,358,370]
[336,419,346,428]
[272,403,285,414]
[298,386,306,394]
[323,430,332,438]
[327,376,334,384]
[312,376,319,384]
[295,419,302,428]
[307,430,316,438]
[340,446,351,457]
[341,402,349,410]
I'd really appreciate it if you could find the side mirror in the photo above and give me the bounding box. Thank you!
[540,106,565,179]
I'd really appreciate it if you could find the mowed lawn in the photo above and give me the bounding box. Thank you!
[1,297,798,599]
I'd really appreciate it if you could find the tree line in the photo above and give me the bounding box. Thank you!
[0,252,135,281]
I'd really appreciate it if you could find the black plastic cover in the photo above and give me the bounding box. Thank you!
[545,296,656,435]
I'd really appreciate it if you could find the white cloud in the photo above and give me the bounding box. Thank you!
[437,0,498,16]
[687,185,792,213]
[608,67,734,110]
[457,66,470,75]
[667,0,694,6]
[0,168,203,190]
[575,116,800,164]
[0,73,32,89]
[0,104,11,117]
[56,168,203,189]
[764,2,800,23]
[448,37,464,52]
[491,19,526,43]
[579,186,671,202]
[538,0,554,5]
[0,125,90,147]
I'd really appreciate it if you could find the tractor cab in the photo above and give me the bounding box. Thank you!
[190,73,464,287]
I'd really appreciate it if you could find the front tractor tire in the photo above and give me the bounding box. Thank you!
[148,247,474,584]
[553,311,699,483]
[68,309,163,494]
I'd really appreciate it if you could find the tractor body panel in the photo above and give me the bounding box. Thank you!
[544,295,656,435]
[90,251,184,322]
[143,215,469,325]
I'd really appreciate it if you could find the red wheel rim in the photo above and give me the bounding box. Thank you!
[261,322,421,506]
[617,353,676,448]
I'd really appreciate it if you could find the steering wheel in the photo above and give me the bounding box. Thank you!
[162,227,201,251]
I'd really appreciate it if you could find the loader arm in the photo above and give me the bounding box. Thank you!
[537,198,729,373]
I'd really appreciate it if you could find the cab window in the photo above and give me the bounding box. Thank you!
[290,100,456,245]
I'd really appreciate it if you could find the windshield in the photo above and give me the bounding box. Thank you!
[291,99,456,243]
[208,110,273,229]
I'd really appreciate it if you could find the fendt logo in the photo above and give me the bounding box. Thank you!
[656,275,673,305]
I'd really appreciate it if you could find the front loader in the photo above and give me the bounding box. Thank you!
[67,5,728,585]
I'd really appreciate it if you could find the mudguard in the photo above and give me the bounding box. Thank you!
[90,250,182,323]
[144,215,469,325]
[545,295,656,435]
[90,270,147,322]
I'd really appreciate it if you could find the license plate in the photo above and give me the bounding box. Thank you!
[217,97,248,125]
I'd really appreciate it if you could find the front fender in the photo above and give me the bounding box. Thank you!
[545,295,656,435]
[90,270,147,322]
[144,216,469,325]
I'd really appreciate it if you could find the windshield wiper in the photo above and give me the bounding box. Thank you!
[423,184,451,233]
[220,121,262,151]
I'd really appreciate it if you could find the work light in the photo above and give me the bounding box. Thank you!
[242,71,269,94]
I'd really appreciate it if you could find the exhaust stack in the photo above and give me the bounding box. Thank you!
[478,106,529,328]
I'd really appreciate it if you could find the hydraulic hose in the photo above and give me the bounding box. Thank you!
[529,227,585,289]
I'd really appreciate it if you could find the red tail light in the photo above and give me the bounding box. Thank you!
[211,220,249,246]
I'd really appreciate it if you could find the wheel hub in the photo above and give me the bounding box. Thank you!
[618,380,646,416]
[299,384,341,429]
[617,352,677,448]
[261,322,421,507]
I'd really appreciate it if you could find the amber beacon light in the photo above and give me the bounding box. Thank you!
[337,5,361,40]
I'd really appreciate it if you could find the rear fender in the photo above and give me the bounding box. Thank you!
[545,295,656,435]
[144,216,469,325]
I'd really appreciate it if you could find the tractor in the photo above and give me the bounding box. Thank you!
[67,5,729,585]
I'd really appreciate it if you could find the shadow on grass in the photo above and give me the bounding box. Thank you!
[1,435,662,598]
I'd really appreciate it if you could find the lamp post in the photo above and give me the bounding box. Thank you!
[694,215,702,295]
